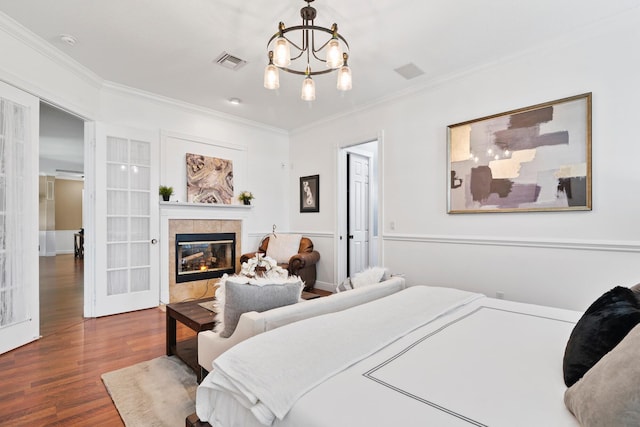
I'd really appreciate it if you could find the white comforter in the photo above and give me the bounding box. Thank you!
[197,286,482,425]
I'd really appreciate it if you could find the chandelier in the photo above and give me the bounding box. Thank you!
[263,0,352,101]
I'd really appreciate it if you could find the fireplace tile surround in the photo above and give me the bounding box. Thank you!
[160,202,249,303]
[168,219,241,302]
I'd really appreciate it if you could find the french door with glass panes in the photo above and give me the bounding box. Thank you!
[0,81,39,355]
[89,123,159,317]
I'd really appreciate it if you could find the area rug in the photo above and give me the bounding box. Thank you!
[101,355,197,427]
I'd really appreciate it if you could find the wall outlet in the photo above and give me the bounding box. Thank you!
[496,291,505,300]
[390,221,396,230]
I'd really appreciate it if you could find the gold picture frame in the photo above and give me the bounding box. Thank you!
[447,93,592,213]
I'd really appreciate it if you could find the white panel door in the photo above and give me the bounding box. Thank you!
[0,81,39,354]
[348,153,370,275]
[90,123,159,317]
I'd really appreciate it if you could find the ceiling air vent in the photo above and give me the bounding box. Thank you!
[215,52,247,71]
[394,63,425,80]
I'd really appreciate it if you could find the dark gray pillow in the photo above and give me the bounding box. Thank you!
[565,324,640,426]
[562,286,640,387]
[220,280,303,338]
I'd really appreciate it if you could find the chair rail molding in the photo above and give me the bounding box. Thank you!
[383,233,640,253]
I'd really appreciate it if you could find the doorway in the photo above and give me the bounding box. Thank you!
[38,102,86,336]
[337,139,380,284]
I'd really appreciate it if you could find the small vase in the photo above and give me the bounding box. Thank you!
[243,199,251,205]
[162,194,170,201]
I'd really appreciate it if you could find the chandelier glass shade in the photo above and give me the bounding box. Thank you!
[264,0,352,101]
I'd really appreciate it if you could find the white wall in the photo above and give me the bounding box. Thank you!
[98,86,291,236]
[290,10,640,311]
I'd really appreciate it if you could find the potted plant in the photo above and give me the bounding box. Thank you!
[159,185,174,201]
[238,191,254,205]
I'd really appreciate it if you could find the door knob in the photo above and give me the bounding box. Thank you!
[348,235,354,239]
[151,239,158,244]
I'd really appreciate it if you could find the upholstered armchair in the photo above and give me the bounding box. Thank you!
[240,235,320,290]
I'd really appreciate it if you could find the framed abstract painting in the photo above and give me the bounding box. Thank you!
[447,93,592,213]
[186,153,234,204]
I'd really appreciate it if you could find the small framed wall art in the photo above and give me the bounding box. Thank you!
[447,93,592,213]
[300,175,320,213]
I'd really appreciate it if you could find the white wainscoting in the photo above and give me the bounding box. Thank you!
[39,230,57,256]
[55,230,77,255]
[382,234,640,312]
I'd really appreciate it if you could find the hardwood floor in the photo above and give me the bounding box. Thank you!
[39,254,85,337]
[0,255,194,426]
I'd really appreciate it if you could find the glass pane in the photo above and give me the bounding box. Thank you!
[0,102,4,136]
[15,140,24,181]
[107,243,128,269]
[130,140,150,166]
[0,254,5,289]
[130,191,149,215]
[130,165,149,190]
[107,269,128,295]
[130,267,150,292]
[12,104,25,141]
[107,164,129,189]
[107,218,128,242]
[107,137,128,163]
[0,137,5,174]
[0,214,5,250]
[107,190,128,215]
[130,242,149,267]
[0,175,5,212]
[130,217,149,241]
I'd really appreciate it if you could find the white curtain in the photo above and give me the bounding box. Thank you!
[0,99,29,328]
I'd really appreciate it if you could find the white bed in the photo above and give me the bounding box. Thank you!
[197,286,582,427]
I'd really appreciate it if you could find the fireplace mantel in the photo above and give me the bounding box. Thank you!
[159,201,252,210]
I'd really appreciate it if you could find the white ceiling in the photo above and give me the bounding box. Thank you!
[0,1,638,131]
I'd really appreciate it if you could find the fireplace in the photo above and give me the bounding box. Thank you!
[175,232,236,283]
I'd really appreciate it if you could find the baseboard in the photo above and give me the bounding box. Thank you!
[313,280,336,293]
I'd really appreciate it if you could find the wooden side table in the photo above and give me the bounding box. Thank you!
[166,297,216,382]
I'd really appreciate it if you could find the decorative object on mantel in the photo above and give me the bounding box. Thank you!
[263,0,352,101]
[447,92,592,214]
[238,190,254,205]
[186,153,234,204]
[239,254,288,279]
[159,185,174,201]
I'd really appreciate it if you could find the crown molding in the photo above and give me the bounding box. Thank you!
[0,12,103,89]
[0,12,288,135]
[101,81,288,136]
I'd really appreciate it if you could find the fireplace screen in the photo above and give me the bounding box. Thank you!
[176,233,236,283]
